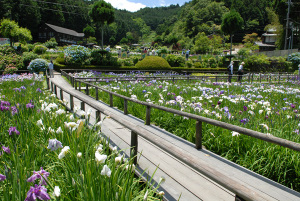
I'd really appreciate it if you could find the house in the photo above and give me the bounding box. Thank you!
[255,28,277,51]
[38,23,84,45]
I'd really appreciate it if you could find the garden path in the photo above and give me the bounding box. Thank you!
[49,71,300,201]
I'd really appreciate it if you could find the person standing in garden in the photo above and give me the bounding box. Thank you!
[238,62,244,82]
[185,49,190,60]
[48,60,54,78]
[228,61,234,83]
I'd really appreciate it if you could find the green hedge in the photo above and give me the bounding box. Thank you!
[135,56,171,70]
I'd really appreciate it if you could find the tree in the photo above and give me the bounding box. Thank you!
[89,0,115,49]
[83,25,95,38]
[221,10,244,61]
[0,18,32,46]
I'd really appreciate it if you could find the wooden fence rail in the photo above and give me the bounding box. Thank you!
[48,75,300,201]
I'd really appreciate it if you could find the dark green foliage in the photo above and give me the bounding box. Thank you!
[287,53,300,69]
[83,25,95,38]
[33,45,47,55]
[165,54,185,67]
[221,10,244,35]
[22,52,39,67]
[0,53,23,70]
[244,55,292,72]
[43,38,58,49]
[135,56,171,70]
[0,45,15,55]
[90,49,118,66]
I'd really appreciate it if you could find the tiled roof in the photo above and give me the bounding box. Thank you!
[45,23,84,37]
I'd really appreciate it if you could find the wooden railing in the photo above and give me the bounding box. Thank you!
[50,73,300,201]
[61,70,298,86]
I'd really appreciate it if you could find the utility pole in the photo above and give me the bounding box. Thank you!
[284,0,291,50]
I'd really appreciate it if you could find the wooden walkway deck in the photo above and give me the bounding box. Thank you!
[49,72,300,201]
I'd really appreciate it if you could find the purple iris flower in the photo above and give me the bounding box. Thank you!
[142,90,147,93]
[223,106,229,113]
[20,86,26,90]
[27,167,50,186]
[8,127,20,135]
[220,90,224,94]
[2,146,11,154]
[11,106,18,115]
[243,106,248,111]
[293,129,299,135]
[291,104,295,108]
[47,139,63,151]
[0,174,6,181]
[24,184,51,201]
[26,103,34,109]
[13,88,21,92]
[158,85,163,88]
[36,88,42,93]
[240,118,249,124]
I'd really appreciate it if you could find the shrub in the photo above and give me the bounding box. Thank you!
[43,37,58,48]
[287,52,300,69]
[27,58,48,73]
[55,53,65,65]
[244,54,292,72]
[33,45,48,54]
[135,56,171,70]
[90,49,118,66]
[22,52,39,67]
[3,65,18,75]
[0,53,23,70]
[165,54,185,67]
[0,45,15,54]
[64,45,91,66]
[185,60,193,68]
[118,58,133,66]
[27,44,34,51]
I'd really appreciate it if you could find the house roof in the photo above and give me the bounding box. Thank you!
[45,23,84,37]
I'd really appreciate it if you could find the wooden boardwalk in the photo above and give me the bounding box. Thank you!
[49,72,300,201]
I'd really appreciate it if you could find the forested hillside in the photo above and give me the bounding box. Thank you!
[0,0,298,49]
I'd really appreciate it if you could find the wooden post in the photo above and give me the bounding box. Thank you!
[259,73,261,83]
[79,82,81,91]
[51,82,53,92]
[86,83,89,95]
[60,89,63,100]
[124,99,128,115]
[96,110,101,122]
[195,121,202,149]
[70,94,74,111]
[80,101,85,111]
[251,74,254,83]
[109,94,113,107]
[46,76,49,90]
[130,131,138,165]
[54,85,57,96]
[72,77,74,88]
[95,87,99,100]
[146,106,151,125]
[248,73,250,82]
[287,74,289,82]
[75,80,77,90]
[278,74,280,84]
[216,76,218,82]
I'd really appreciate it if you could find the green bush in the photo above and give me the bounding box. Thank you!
[0,53,23,70]
[33,45,48,54]
[185,60,193,68]
[22,52,39,67]
[118,58,133,66]
[3,65,18,75]
[27,44,34,51]
[43,37,58,48]
[244,54,292,72]
[135,56,171,70]
[287,52,300,69]
[165,54,185,67]
[90,49,118,66]
[0,45,15,55]
[55,53,65,65]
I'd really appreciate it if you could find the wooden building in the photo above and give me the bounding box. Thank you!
[38,23,84,45]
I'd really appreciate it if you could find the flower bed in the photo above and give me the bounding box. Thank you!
[70,71,300,192]
[0,74,162,200]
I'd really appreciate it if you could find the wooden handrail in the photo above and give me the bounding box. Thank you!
[48,77,299,201]
[77,79,300,152]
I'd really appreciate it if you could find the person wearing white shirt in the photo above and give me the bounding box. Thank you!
[238,62,244,82]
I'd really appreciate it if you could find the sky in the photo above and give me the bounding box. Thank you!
[104,0,189,12]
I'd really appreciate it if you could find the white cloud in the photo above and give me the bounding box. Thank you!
[159,0,166,6]
[105,0,146,12]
